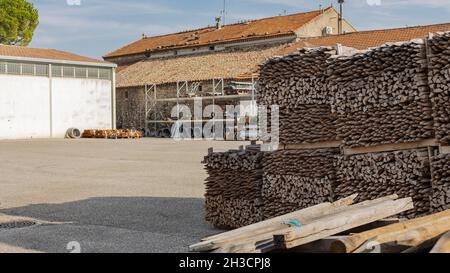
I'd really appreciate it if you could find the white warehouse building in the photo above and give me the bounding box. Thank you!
[0,45,116,139]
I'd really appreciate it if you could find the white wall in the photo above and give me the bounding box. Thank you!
[51,78,112,137]
[0,75,51,139]
[0,74,113,139]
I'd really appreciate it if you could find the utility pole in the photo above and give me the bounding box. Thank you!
[338,0,345,34]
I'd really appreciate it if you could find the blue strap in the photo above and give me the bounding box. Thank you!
[283,219,302,229]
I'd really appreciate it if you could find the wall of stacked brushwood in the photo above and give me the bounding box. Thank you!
[203,148,264,229]
[329,40,434,148]
[254,48,345,219]
[203,34,450,227]
[431,153,450,213]
[335,149,432,218]
[428,32,450,145]
[261,148,339,219]
[258,47,340,145]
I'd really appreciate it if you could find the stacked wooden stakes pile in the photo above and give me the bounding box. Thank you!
[258,47,341,144]
[203,146,264,229]
[431,153,450,212]
[428,32,450,145]
[330,40,434,148]
[262,149,338,219]
[428,33,450,213]
[335,149,432,218]
[200,34,450,249]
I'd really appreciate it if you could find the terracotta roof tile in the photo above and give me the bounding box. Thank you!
[116,23,450,88]
[116,46,285,87]
[0,44,111,64]
[278,23,450,55]
[105,8,329,59]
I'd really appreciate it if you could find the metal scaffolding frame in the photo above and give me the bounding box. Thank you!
[143,77,257,138]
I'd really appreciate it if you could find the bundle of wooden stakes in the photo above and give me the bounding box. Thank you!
[262,149,339,219]
[431,153,450,213]
[335,149,432,218]
[428,32,450,145]
[258,47,349,144]
[329,40,434,148]
[203,146,264,229]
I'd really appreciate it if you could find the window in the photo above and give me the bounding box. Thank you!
[0,60,110,80]
[125,91,129,99]
[0,62,6,74]
[209,46,215,51]
[63,66,75,77]
[7,63,21,75]
[52,65,63,77]
[75,67,87,78]
[21,63,34,75]
[88,68,99,78]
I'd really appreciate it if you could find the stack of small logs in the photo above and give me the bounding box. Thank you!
[261,148,339,219]
[427,32,450,145]
[431,153,450,213]
[203,146,264,229]
[329,40,434,148]
[258,47,340,144]
[335,149,432,219]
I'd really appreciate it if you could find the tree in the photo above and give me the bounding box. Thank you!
[0,0,39,46]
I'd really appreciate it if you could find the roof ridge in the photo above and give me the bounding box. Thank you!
[139,7,328,40]
[104,7,329,58]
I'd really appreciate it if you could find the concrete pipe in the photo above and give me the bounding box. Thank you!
[65,128,82,139]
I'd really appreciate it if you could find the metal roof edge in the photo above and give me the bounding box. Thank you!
[0,55,117,68]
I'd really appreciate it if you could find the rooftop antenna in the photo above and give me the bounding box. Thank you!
[338,0,345,34]
[220,0,227,25]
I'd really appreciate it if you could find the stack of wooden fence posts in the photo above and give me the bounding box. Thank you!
[202,32,450,230]
[203,146,264,229]
[328,40,435,218]
[428,32,450,213]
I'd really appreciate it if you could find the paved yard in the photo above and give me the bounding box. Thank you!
[0,138,247,253]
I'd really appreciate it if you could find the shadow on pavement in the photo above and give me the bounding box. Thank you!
[0,197,221,253]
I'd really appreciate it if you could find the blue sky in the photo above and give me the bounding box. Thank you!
[28,0,450,59]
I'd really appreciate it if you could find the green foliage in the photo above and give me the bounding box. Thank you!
[0,0,39,46]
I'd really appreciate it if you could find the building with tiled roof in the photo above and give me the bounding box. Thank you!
[111,7,357,132]
[105,7,355,66]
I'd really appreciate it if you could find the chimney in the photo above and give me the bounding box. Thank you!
[215,16,223,30]
[338,0,345,34]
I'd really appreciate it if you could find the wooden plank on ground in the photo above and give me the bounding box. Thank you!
[354,216,450,253]
[330,209,450,253]
[430,231,450,253]
[189,194,358,252]
[212,195,401,253]
[343,139,439,156]
[265,198,414,252]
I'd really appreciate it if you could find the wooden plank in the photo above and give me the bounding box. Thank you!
[330,209,450,253]
[209,195,400,253]
[265,198,414,252]
[189,194,358,252]
[343,139,439,156]
[440,146,450,155]
[430,231,450,253]
[354,216,450,253]
[281,140,342,150]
